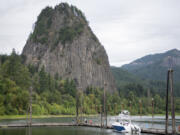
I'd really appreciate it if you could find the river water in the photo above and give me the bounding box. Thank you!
[0,126,154,135]
[0,115,180,135]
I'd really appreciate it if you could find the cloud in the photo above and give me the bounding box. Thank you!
[0,0,180,66]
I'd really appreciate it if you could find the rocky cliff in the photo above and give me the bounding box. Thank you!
[22,3,116,92]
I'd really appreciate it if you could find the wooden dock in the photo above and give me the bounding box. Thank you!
[0,123,75,128]
[0,123,179,135]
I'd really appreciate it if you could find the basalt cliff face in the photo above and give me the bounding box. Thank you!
[22,3,116,92]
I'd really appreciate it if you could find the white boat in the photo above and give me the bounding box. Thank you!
[112,110,141,133]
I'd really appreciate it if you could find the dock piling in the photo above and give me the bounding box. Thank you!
[165,69,176,134]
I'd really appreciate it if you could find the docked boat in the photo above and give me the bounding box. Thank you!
[112,110,141,133]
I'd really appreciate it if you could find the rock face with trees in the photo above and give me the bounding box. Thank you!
[1,3,179,116]
[22,3,116,92]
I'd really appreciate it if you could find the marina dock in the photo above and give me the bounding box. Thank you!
[0,122,179,135]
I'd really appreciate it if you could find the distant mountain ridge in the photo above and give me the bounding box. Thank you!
[111,66,141,84]
[121,49,180,82]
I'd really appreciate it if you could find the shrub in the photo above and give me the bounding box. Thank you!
[49,103,63,115]
[59,22,84,45]
[30,7,54,44]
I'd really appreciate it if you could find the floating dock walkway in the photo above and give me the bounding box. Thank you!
[0,123,180,135]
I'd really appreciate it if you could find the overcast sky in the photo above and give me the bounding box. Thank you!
[1,0,180,66]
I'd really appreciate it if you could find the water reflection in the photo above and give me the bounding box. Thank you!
[0,116,180,135]
[26,126,32,135]
[0,126,149,135]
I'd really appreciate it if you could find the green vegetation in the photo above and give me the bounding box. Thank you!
[0,50,30,115]
[0,50,179,116]
[0,115,75,120]
[29,2,87,51]
[95,58,101,65]
[51,21,85,51]
[0,50,115,115]
[122,49,180,83]
[30,6,54,44]
[58,22,84,45]
[117,49,180,97]
[111,66,180,115]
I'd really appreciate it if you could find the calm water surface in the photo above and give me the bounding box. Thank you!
[0,116,180,135]
[0,126,153,135]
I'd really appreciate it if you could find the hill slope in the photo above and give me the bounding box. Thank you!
[22,3,116,92]
[110,66,142,85]
[122,49,180,82]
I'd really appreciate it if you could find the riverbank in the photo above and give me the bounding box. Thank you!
[0,113,180,120]
[0,114,98,120]
[0,115,74,120]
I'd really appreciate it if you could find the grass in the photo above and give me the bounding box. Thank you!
[0,113,179,120]
[0,115,74,120]
[0,114,98,120]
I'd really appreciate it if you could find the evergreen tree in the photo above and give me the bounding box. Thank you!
[39,66,48,93]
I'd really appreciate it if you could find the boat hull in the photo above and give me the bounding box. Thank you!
[112,122,131,133]
[112,125,126,132]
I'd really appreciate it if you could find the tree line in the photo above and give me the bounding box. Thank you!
[0,50,179,115]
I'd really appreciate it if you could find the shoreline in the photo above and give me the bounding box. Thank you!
[0,114,98,120]
[0,114,180,120]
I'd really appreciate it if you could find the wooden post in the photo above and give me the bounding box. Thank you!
[130,101,132,114]
[121,103,124,111]
[139,100,142,117]
[80,105,82,123]
[101,105,103,128]
[165,70,169,135]
[104,83,107,128]
[152,98,154,126]
[170,70,176,134]
[29,86,32,127]
[76,90,79,125]
[95,105,97,114]
[114,103,117,115]
[147,89,151,106]
[81,91,84,123]
[108,104,111,112]
[152,98,154,118]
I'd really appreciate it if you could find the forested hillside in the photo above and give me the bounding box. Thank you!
[122,49,180,82]
[0,50,179,116]
[110,66,180,114]
[0,50,126,115]
[1,3,180,116]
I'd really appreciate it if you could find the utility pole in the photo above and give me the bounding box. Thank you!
[27,86,33,135]
[27,58,39,128]
[165,68,176,134]
[165,70,170,134]
[169,69,176,134]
